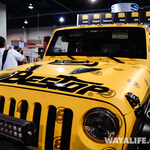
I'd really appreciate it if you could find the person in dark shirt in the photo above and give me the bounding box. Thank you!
[40,36,51,60]
[17,47,23,55]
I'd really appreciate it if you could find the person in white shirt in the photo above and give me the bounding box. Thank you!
[0,36,27,70]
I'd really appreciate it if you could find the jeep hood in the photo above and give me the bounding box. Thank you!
[0,60,149,115]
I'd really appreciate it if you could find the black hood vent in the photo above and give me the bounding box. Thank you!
[49,60,99,66]
[25,65,42,72]
[69,68,101,74]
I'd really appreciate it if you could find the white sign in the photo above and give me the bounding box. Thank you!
[111,3,138,13]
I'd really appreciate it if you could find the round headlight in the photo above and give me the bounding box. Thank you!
[83,108,119,143]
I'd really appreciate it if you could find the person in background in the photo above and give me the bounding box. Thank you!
[17,47,23,55]
[8,46,13,50]
[16,47,24,65]
[40,36,51,60]
[0,36,27,70]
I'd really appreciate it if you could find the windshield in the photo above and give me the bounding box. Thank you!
[46,27,146,59]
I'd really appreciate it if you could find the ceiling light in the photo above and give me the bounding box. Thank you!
[28,3,34,9]
[91,0,96,2]
[59,17,64,23]
[22,26,24,28]
[24,20,28,24]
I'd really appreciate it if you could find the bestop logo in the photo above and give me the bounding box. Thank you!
[0,71,111,96]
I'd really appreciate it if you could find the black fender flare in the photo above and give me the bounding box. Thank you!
[129,88,150,150]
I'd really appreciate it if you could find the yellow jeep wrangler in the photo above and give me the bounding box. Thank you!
[0,14,150,150]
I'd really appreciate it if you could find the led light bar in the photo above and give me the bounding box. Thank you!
[0,113,37,145]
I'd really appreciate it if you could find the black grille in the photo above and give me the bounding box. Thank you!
[9,99,16,116]
[2,97,73,150]
[45,105,56,150]
[60,109,73,150]
[33,103,42,147]
[45,106,73,150]
[20,100,28,119]
[0,96,5,113]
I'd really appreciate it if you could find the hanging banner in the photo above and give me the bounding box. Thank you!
[141,10,150,23]
[77,14,89,26]
[100,13,113,24]
[77,9,150,26]
[127,12,139,24]
[89,13,100,25]
[113,12,126,24]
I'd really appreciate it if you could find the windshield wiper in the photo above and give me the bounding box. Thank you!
[107,56,124,64]
[66,54,76,60]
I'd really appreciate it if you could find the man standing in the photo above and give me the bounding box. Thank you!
[40,36,51,60]
[0,36,27,70]
[16,47,24,65]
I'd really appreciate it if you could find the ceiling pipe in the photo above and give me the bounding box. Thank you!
[7,8,111,20]
[7,4,150,21]
[52,0,73,12]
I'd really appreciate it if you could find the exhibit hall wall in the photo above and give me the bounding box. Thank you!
[0,3,6,39]
[7,25,73,46]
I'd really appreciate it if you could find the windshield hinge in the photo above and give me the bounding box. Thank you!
[125,92,144,118]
